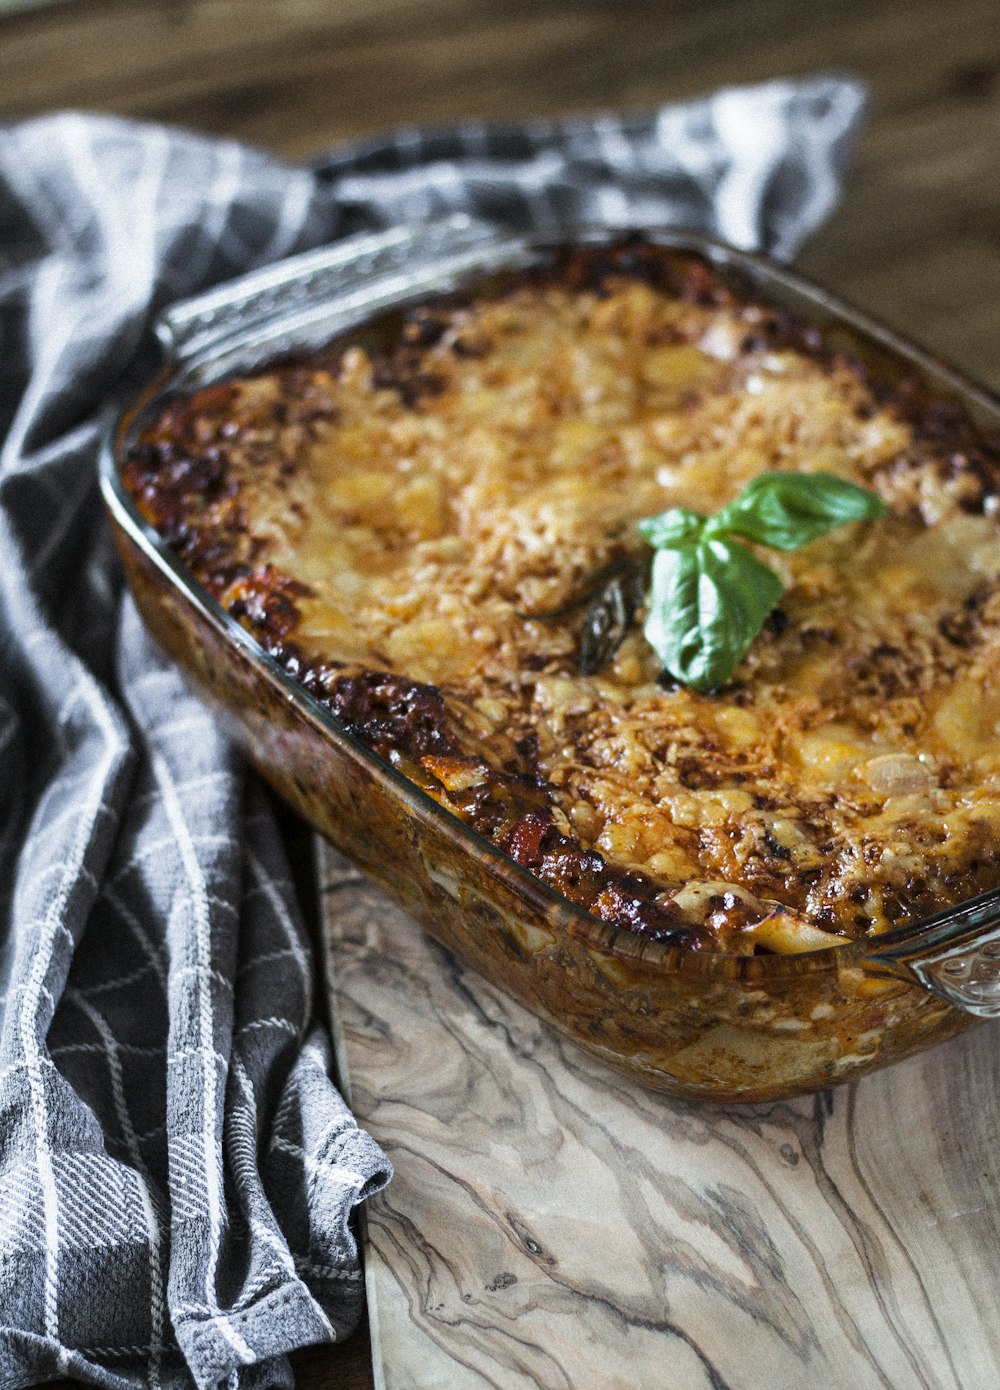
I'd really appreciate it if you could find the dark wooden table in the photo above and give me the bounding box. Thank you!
[4,0,1000,390]
[3,1,998,1385]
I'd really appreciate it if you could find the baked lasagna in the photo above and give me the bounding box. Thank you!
[123,242,1000,954]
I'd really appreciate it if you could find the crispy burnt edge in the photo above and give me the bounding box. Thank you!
[121,240,1000,952]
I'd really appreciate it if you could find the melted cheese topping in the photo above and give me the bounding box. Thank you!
[130,257,1000,951]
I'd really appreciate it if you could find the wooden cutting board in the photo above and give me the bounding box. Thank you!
[319,840,1000,1390]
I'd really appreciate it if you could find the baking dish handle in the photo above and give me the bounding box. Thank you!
[156,214,510,363]
[862,886,1000,1016]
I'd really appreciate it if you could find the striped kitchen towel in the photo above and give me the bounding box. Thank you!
[0,74,865,1390]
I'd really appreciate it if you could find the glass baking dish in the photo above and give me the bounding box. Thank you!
[99,215,1000,1102]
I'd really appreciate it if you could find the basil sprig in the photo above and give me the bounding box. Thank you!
[637,472,888,692]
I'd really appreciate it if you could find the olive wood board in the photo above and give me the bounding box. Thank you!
[319,839,1000,1390]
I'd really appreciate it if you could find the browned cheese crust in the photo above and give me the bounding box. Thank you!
[123,243,1000,954]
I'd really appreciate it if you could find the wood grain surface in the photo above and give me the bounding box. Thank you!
[321,842,1000,1390]
[6,2,998,1386]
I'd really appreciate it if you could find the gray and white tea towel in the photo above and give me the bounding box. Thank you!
[0,75,865,1390]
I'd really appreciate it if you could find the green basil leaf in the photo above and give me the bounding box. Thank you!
[635,470,887,690]
[636,506,705,549]
[643,538,784,692]
[707,471,888,551]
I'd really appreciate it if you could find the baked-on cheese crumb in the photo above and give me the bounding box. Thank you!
[124,242,1000,954]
